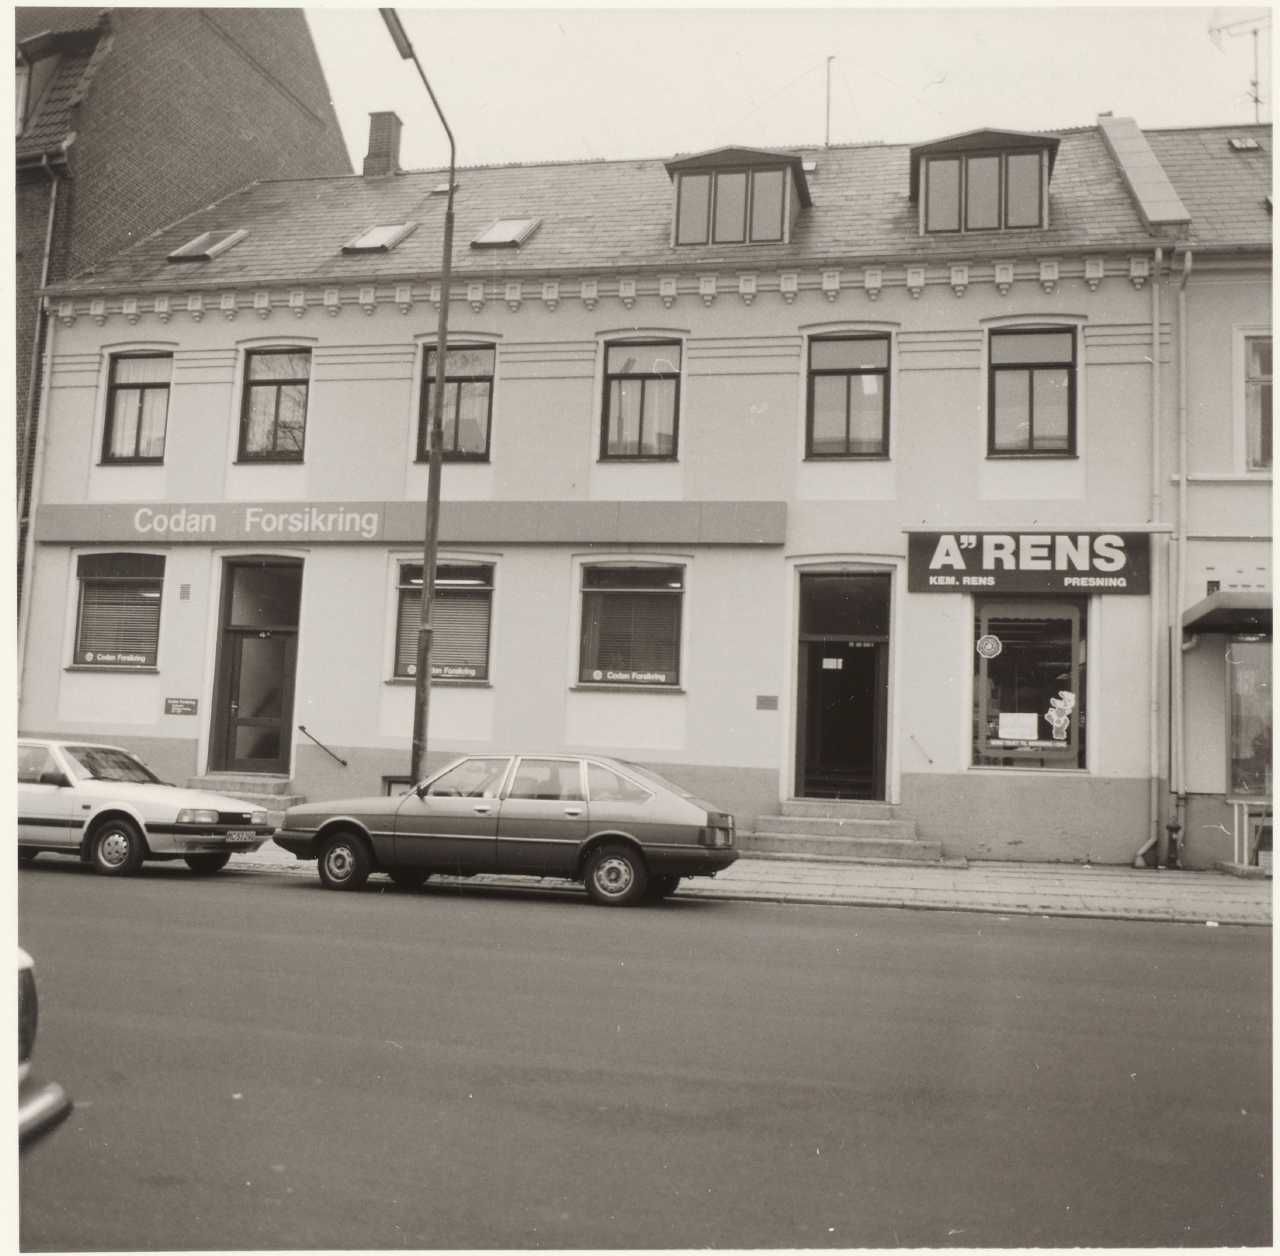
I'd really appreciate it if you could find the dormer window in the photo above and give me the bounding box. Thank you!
[342,222,417,253]
[911,130,1058,234]
[666,147,812,247]
[167,229,248,262]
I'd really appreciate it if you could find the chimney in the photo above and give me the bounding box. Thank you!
[363,111,403,177]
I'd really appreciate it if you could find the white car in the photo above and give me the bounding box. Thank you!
[17,738,272,876]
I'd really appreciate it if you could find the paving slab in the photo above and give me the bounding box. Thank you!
[228,843,1273,927]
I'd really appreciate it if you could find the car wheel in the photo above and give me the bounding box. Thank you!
[318,831,371,891]
[646,874,681,901]
[18,849,37,866]
[387,867,431,890]
[91,818,146,876]
[584,843,648,907]
[185,853,231,875]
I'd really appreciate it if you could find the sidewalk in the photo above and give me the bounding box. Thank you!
[230,842,1274,927]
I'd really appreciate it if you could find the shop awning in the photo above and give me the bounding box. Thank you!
[1181,591,1272,634]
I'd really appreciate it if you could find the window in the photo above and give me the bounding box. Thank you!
[509,758,585,802]
[586,761,651,803]
[425,757,511,798]
[973,599,1086,769]
[18,745,57,785]
[342,222,416,253]
[74,553,164,669]
[676,168,786,245]
[418,346,495,461]
[470,218,540,248]
[239,349,310,461]
[579,565,683,686]
[1228,637,1271,799]
[1245,335,1272,470]
[924,151,1044,232]
[602,342,681,460]
[989,329,1075,456]
[102,354,171,462]
[395,561,493,680]
[167,229,248,261]
[807,335,891,457]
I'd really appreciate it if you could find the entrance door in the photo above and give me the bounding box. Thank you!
[796,573,890,800]
[210,560,302,774]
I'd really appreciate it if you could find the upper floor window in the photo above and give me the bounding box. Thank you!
[239,349,310,462]
[676,167,786,245]
[988,329,1076,457]
[601,342,681,460]
[74,552,164,670]
[925,151,1044,232]
[806,335,891,458]
[418,346,495,462]
[1245,334,1272,470]
[102,354,171,463]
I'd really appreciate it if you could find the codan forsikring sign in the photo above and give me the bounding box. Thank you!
[907,531,1151,594]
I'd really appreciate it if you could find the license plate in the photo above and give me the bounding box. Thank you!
[224,830,258,843]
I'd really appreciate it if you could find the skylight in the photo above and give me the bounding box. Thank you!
[342,222,417,253]
[167,229,248,262]
[470,218,541,249]
[1228,137,1262,152]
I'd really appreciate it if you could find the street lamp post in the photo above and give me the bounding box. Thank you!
[379,8,456,784]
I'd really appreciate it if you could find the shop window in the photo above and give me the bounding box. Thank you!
[1244,335,1272,470]
[417,346,495,461]
[973,598,1086,769]
[395,562,493,681]
[989,328,1076,456]
[239,349,310,461]
[102,354,171,463]
[1228,636,1272,799]
[601,342,681,460]
[924,150,1044,233]
[579,565,683,686]
[675,167,786,245]
[74,553,164,669]
[806,335,891,457]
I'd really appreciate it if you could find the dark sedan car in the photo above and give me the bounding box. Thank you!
[273,753,737,906]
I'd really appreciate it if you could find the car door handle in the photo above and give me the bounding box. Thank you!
[472,804,491,814]
[564,807,583,817]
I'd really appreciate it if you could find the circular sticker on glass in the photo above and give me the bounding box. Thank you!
[976,634,1003,659]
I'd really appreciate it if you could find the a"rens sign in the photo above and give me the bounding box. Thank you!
[907,531,1151,594]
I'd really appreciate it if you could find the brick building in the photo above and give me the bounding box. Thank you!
[22,111,1272,870]
[16,6,352,605]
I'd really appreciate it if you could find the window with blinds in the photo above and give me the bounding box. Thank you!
[74,553,164,668]
[395,562,493,680]
[579,565,683,686]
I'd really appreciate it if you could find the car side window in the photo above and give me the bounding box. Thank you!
[508,759,585,802]
[586,762,651,803]
[18,746,57,785]
[425,757,510,798]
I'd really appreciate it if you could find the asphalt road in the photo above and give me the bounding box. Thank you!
[18,857,1272,1250]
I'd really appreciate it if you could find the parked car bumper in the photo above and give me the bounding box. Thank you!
[272,830,318,858]
[645,846,738,877]
[19,1073,72,1149]
[145,824,274,855]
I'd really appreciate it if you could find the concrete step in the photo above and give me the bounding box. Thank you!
[744,833,945,863]
[188,773,296,796]
[758,814,918,840]
[780,798,897,821]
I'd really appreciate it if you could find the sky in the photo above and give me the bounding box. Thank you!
[304,2,1273,174]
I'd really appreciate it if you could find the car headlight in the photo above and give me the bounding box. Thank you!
[177,809,219,825]
[251,811,268,827]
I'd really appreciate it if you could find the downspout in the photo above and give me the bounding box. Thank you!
[1135,246,1165,867]
[1171,249,1194,859]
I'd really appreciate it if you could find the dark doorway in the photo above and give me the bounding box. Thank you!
[796,573,890,799]
[210,559,302,774]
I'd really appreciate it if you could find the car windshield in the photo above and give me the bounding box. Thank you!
[618,761,694,797]
[61,746,161,784]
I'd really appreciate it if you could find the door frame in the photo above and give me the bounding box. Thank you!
[209,556,303,774]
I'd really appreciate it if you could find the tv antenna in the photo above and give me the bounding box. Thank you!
[1208,11,1272,122]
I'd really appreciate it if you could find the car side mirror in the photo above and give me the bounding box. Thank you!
[414,783,430,800]
[39,771,71,788]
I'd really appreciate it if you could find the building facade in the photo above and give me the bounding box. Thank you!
[16,6,352,602]
[22,113,1272,869]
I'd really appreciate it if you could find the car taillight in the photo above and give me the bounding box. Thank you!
[700,813,736,848]
[19,967,37,1066]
